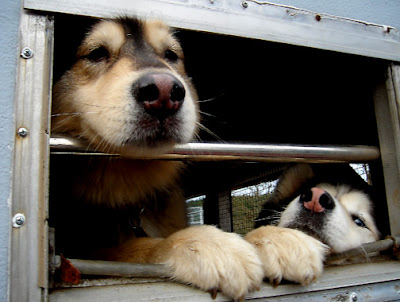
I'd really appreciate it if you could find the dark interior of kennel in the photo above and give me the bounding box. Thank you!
[51,14,390,248]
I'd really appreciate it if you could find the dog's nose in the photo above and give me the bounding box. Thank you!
[300,187,335,212]
[133,73,185,117]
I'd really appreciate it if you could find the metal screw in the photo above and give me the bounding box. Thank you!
[21,47,34,59]
[17,127,29,138]
[13,213,26,228]
[242,1,248,8]
[349,292,358,302]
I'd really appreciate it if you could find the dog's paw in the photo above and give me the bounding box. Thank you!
[245,225,329,286]
[150,225,263,301]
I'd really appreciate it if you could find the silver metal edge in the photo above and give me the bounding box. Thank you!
[10,12,53,301]
[50,137,380,163]
[23,0,400,62]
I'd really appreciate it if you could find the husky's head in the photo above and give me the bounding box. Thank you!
[278,182,380,253]
[52,17,198,155]
[257,164,380,253]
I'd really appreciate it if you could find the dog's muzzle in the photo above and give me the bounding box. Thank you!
[133,72,186,119]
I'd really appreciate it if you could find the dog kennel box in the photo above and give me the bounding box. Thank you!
[7,0,400,301]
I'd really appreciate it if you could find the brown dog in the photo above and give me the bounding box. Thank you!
[51,17,328,301]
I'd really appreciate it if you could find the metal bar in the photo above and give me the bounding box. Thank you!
[24,0,400,62]
[60,237,399,279]
[68,259,167,278]
[373,64,400,236]
[327,236,400,262]
[10,11,54,302]
[50,137,380,163]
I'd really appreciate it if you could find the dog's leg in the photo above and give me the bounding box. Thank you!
[112,225,264,301]
[245,225,329,286]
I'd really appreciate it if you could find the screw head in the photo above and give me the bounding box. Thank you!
[12,213,26,228]
[17,127,29,138]
[350,292,358,302]
[21,47,34,59]
[242,1,248,8]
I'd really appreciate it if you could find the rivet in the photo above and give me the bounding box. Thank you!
[17,127,29,138]
[315,14,322,21]
[13,213,26,228]
[242,1,248,8]
[350,292,358,302]
[21,47,34,59]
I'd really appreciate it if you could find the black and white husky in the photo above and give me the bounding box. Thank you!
[255,163,380,254]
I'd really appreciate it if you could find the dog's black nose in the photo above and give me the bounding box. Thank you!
[133,73,185,117]
[300,187,335,212]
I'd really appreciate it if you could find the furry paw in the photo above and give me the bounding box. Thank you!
[150,225,263,300]
[245,225,329,286]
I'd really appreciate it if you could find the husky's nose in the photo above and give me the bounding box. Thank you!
[300,187,335,212]
[133,73,185,117]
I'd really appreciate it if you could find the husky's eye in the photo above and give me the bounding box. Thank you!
[352,215,366,228]
[164,49,179,62]
[86,46,110,62]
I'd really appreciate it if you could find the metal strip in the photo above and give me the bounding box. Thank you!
[373,64,400,236]
[327,236,400,262]
[11,12,53,301]
[24,0,400,62]
[50,137,380,163]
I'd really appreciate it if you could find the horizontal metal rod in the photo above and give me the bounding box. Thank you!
[50,137,380,163]
[60,237,398,279]
[326,236,400,262]
[68,259,168,278]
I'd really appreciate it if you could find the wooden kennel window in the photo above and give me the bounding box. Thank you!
[10,1,400,301]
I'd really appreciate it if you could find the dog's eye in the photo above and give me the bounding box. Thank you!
[352,215,366,228]
[86,47,110,62]
[164,49,179,62]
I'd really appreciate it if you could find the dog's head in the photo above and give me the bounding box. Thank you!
[52,17,199,155]
[278,183,380,253]
[256,164,380,253]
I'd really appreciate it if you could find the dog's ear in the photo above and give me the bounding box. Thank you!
[272,164,315,204]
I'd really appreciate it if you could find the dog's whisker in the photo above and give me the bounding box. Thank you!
[73,100,124,109]
[197,97,217,103]
[51,112,99,117]
[199,111,217,118]
[196,122,225,143]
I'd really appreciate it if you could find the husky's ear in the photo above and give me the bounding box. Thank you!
[272,164,315,204]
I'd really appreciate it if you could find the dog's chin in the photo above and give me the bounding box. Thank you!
[118,138,179,157]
